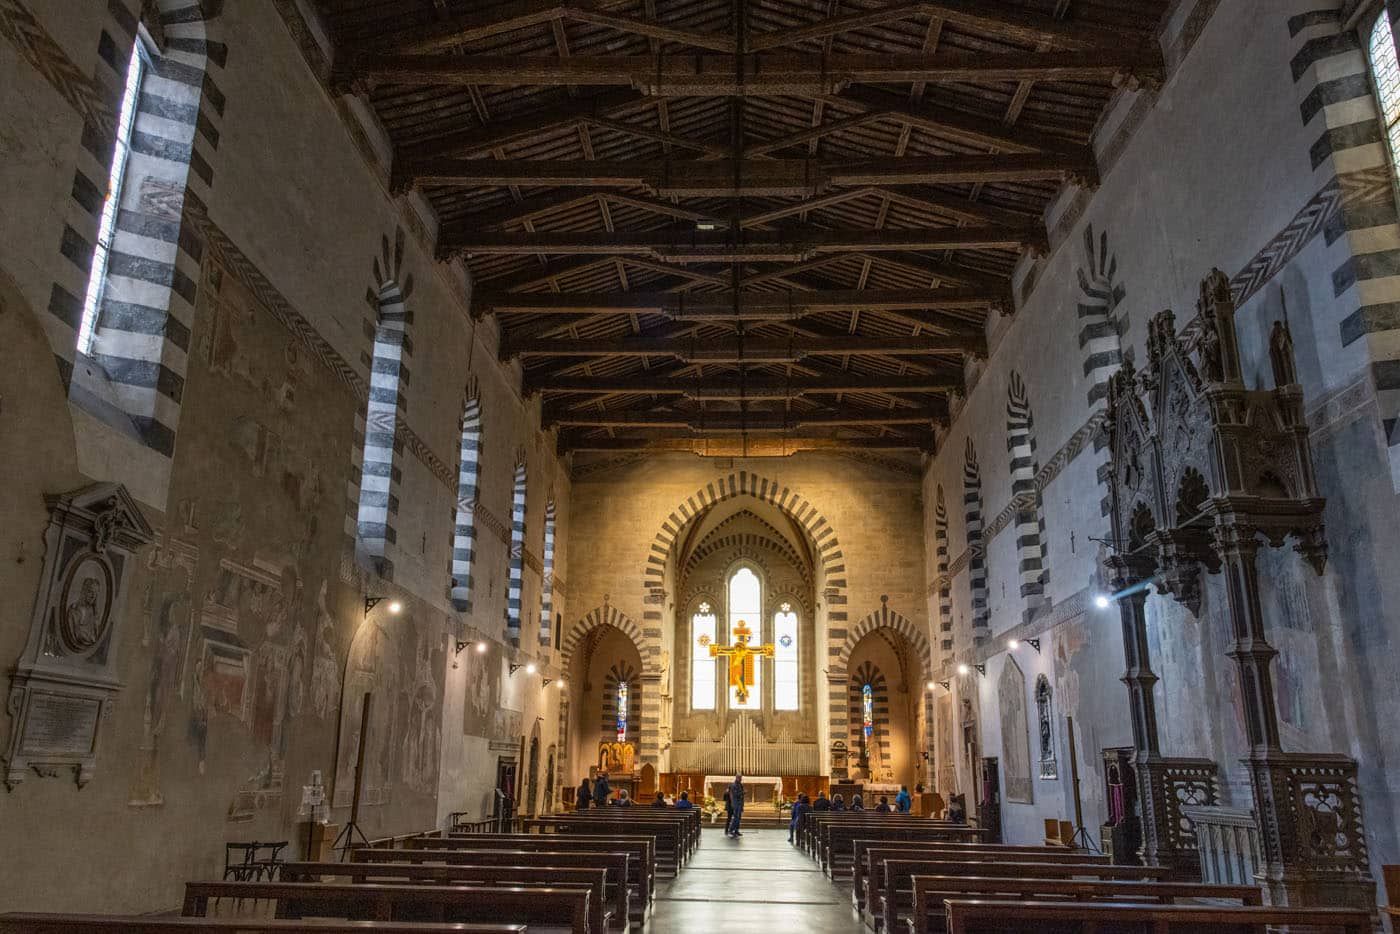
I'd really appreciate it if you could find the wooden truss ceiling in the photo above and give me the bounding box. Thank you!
[319,0,1168,453]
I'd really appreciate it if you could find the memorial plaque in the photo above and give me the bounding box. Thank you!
[19,693,101,756]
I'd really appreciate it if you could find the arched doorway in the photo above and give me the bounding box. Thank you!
[842,624,928,789]
[563,620,645,801]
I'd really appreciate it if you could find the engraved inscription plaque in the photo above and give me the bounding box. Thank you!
[20,693,101,756]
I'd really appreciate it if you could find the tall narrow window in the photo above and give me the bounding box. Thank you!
[727,566,761,711]
[862,683,875,746]
[691,602,717,711]
[774,602,799,711]
[1370,13,1400,175]
[538,501,556,646]
[450,396,482,612]
[355,280,409,575]
[78,40,146,354]
[616,681,629,742]
[506,463,527,644]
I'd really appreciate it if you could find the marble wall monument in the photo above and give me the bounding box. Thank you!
[4,484,153,790]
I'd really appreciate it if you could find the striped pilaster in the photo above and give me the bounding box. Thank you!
[1006,372,1049,622]
[506,462,528,645]
[1292,7,1400,488]
[934,488,953,660]
[355,282,408,579]
[1075,225,1125,518]
[74,1,226,463]
[963,440,990,645]
[539,500,557,647]
[450,394,482,613]
[1076,225,1126,408]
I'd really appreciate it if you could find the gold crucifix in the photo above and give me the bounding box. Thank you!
[709,620,774,704]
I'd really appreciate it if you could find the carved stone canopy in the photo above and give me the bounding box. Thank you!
[1103,269,1327,611]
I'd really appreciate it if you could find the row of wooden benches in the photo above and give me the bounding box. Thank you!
[793,813,1372,934]
[0,809,701,934]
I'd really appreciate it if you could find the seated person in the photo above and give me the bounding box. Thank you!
[674,790,695,810]
[850,794,864,812]
[875,795,893,813]
[651,791,669,808]
[616,789,634,807]
[831,793,846,812]
[813,791,831,811]
[946,794,967,823]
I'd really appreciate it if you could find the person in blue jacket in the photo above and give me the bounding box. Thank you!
[788,793,810,844]
[895,785,913,814]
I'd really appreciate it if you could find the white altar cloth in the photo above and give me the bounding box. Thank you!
[703,774,783,802]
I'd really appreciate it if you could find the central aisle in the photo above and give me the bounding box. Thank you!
[647,826,862,933]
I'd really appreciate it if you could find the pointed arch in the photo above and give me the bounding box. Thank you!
[560,605,651,676]
[835,603,934,679]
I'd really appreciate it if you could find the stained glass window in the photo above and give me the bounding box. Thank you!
[862,683,875,747]
[1370,13,1400,180]
[774,603,799,710]
[691,602,717,710]
[728,567,762,710]
[616,681,629,742]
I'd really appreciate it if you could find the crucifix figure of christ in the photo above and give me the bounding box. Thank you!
[709,619,774,705]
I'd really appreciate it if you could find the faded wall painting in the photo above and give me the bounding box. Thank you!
[333,613,444,808]
[998,657,1033,803]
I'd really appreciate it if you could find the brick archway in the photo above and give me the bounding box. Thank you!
[557,604,649,781]
[641,471,849,772]
[834,602,936,786]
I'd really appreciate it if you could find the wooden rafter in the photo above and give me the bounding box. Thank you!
[478,287,1005,316]
[528,372,962,395]
[502,332,986,360]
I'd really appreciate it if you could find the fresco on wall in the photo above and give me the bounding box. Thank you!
[332,611,444,808]
[998,656,1033,803]
[935,693,956,794]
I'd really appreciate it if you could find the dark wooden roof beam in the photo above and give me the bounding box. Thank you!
[746,1,1140,53]
[352,51,1162,94]
[547,410,939,429]
[558,433,933,453]
[528,373,963,396]
[405,154,1096,194]
[503,332,986,360]
[446,225,1043,257]
[482,287,1004,317]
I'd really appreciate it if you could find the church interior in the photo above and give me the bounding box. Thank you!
[4,0,1400,929]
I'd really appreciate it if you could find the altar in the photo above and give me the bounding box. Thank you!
[703,774,784,805]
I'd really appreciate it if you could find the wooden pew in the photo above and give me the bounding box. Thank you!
[822,821,989,878]
[405,835,654,915]
[877,859,1172,934]
[0,917,523,933]
[852,842,1107,915]
[278,862,612,934]
[182,881,590,934]
[521,817,683,876]
[907,876,1262,934]
[350,848,634,930]
[942,900,1369,934]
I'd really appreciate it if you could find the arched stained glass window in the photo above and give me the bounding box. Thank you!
[1370,13,1400,175]
[691,602,717,711]
[616,681,629,743]
[862,683,875,745]
[728,567,761,711]
[774,603,799,710]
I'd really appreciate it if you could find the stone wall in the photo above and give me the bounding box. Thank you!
[924,0,1400,867]
[0,0,568,913]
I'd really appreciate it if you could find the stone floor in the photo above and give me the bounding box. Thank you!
[647,826,862,933]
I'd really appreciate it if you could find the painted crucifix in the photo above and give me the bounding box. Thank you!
[709,619,774,705]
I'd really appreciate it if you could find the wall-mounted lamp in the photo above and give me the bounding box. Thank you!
[475,641,488,654]
[1007,638,1041,653]
[509,663,524,676]
[365,597,402,617]
[1094,594,1112,609]
[555,678,566,689]
[938,680,951,690]
[956,663,970,677]
[925,680,938,692]
[526,663,538,675]
[973,664,986,676]
[542,678,553,688]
